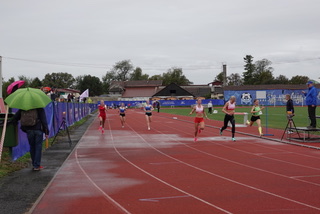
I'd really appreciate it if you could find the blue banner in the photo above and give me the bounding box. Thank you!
[224,89,320,106]
[102,99,224,108]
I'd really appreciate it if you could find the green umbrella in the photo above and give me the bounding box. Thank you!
[4,87,51,111]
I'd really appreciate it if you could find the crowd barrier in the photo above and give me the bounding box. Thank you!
[11,102,97,160]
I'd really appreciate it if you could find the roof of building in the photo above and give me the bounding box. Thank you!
[153,83,195,97]
[181,85,211,97]
[124,80,163,87]
[122,87,159,98]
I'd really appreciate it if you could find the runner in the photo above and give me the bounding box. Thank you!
[220,96,236,141]
[98,100,107,133]
[144,100,154,130]
[247,99,265,137]
[189,98,208,142]
[119,103,126,128]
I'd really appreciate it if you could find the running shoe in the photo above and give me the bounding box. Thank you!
[194,137,198,142]
[246,120,250,125]
[98,126,102,131]
[148,127,150,130]
[33,166,44,171]
[122,126,124,128]
[219,128,223,135]
[101,129,105,134]
[232,138,236,142]
[198,129,202,134]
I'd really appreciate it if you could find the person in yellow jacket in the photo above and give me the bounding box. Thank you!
[247,99,265,137]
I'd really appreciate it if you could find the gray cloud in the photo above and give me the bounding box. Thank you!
[1,0,319,84]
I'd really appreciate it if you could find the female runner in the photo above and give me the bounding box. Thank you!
[247,99,265,137]
[98,100,107,133]
[220,96,236,141]
[190,98,208,142]
[144,100,154,130]
[119,103,126,128]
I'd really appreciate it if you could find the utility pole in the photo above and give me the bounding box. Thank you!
[0,56,6,113]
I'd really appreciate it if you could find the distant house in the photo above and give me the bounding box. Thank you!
[152,83,195,100]
[208,81,224,99]
[181,85,211,99]
[118,80,163,100]
[109,81,125,97]
[56,88,80,101]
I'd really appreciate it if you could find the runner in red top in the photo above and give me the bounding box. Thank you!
[189,98,208,142]
[98,100,107,133]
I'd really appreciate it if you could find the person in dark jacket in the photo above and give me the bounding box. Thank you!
[285,94,294,133]
[13,108,49,171]
[302,81,317,128]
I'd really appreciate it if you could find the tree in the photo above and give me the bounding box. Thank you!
[76,75,103,96]
[18,75,33,87]
[242,55,255,85]
[289,75,309,84]
[214,71,224,82]
[130,67,149,80]
[101,70,117,93]
[42,72,75,88]
[227,73,243,86]
[29,77,42,88]
[112,60,134,81]
[162,67,192,85]
[274,75,289,84]
[148,75,163,80]
[252,59,274,85]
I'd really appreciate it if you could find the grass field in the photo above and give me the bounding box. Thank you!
[161,106,320,130]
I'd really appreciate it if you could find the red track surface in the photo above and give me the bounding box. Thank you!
[30,109,320,214]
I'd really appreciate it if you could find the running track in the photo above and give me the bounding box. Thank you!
[29,109,320,214]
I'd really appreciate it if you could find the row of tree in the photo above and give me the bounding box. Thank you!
[215,55,310,85]
[1,60,192,97]
[2,56,312,97]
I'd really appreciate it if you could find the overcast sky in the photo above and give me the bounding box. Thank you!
[1,0,320,84]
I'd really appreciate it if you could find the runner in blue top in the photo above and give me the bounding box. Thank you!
[119,103,126,128]
[144,100,154,130]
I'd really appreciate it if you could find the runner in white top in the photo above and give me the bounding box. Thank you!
[189,98,208,142]
[220,96,236,141]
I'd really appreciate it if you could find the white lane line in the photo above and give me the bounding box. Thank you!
[75,120,131,214]
[291,175,320,178]
[126,117,320,211]
[107,116,233,214]
[139,195,190,202]
[75,149,131,214]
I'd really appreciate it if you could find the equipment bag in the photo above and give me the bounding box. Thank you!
[20,109,38,126]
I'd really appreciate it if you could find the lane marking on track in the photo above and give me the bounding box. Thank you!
[160,117,320,172]
[130,114,320,188]
[124,114,320,211]
[149,162,180,165]
[107,115,233,214]
[139,195,190,202]
[290,175,320,178]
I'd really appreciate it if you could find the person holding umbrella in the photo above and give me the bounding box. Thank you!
[5,88,50,171]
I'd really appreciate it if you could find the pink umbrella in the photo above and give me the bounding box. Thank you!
[6,80,25,95]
